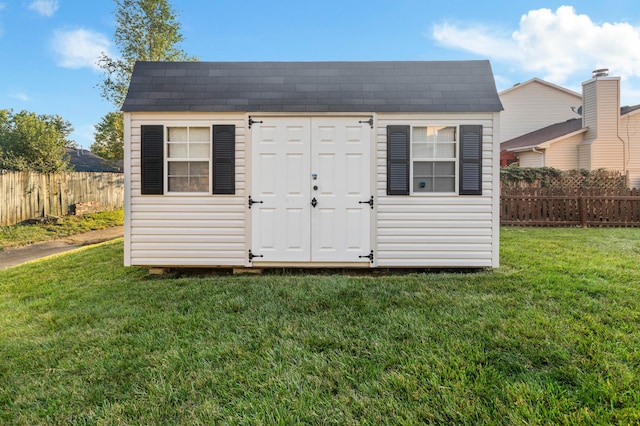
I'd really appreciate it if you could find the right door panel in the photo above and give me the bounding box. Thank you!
[311,117,371,262]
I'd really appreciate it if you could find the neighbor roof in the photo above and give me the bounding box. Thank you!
[499,77,582,99]
[65,148,120,172]
[121,61,503,113]
[501,118,585,152]
[502,103,640,152]
[621,104,640,116]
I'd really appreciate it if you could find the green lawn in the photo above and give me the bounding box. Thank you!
[0,209,124,250]
[0,228,639,424]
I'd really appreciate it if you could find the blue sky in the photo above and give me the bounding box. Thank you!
[1,1,639,148]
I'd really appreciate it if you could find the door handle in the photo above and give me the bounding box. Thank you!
[311,197,318,208]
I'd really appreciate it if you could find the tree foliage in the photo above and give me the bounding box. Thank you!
[95,0,197,161]
[91,111,124,162]
[500,165,627,190]
[97,0,198,108]
[500,165,563,184]
[0,109,74,173]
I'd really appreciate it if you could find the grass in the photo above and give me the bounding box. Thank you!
[0,227,639,424]
[0,209,124,250]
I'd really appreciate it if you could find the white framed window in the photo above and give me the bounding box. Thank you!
[166,126,211,193]
[411,126,457,193]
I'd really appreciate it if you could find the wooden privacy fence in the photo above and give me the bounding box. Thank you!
[501,188,640,227]
[0,170,124,226]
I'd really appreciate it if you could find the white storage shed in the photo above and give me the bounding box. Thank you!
[122,61,503,269]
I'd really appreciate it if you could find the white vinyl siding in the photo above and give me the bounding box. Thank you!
[126,111,499,269]
[499,79,582,142]
[376,113,498,268]
[126,112,246,267]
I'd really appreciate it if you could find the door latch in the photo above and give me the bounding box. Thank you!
[248,196,263,209]
[359,196,374,209]
[359,250,374,263]
[358,117,374,128]
[248,116,263,128]
[311,197,318,208]
[248,250,264,262]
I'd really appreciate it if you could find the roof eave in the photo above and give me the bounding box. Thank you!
[539,128,588,148]
[503,127,588,152]
[504,144,544,153]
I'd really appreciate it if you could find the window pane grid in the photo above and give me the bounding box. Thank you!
[166,127,210,193]
[411,126,457,194]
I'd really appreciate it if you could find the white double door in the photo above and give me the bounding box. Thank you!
[251,117,372,263]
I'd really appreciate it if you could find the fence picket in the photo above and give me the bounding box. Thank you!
[501,187,640,227]
[0,170,124,226]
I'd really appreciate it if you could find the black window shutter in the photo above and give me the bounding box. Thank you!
[459,125,483,195]
[212,125,235,195]
[141,125,164,195]
[387,125,410,195]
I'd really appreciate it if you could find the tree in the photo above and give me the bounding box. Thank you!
[0,109,74,173]
[91,111,124,162]
[95,0,197,161]
[97,0,197,108]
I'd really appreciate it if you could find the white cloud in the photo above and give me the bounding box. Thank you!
[28,0,59,17]
[493,74,513,90]
[433,23,522,62]
[432,6,640,84]
[51,28,111,70]
[10,93,30,101]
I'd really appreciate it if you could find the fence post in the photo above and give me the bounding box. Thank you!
[579,195,588,227]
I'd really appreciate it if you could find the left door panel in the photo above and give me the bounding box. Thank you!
[251,118,311,261]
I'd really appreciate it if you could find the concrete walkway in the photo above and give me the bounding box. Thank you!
[0,226,124,270]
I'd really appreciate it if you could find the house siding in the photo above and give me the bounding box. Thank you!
[583,77,625,171]
[376,113,498,268]
[545,134,583,169]
[582,80,598,141]
[126,111,499,268]
[126,112,246,267]
[578,142,592,170]
[499,80,581,142]
[517,151,544,168]
[621,112,640,188]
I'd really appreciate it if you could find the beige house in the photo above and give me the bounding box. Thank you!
[499,78,582,143]
[501,71,640,188]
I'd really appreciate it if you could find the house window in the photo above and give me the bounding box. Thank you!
[166,127,210,193]
[411,126,457,193]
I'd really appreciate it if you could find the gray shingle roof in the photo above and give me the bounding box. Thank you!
[501,118,584,151]
[501,103,640,152]
[65,148,121,172]
[621,104,640,115]
[121,61,503,113]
